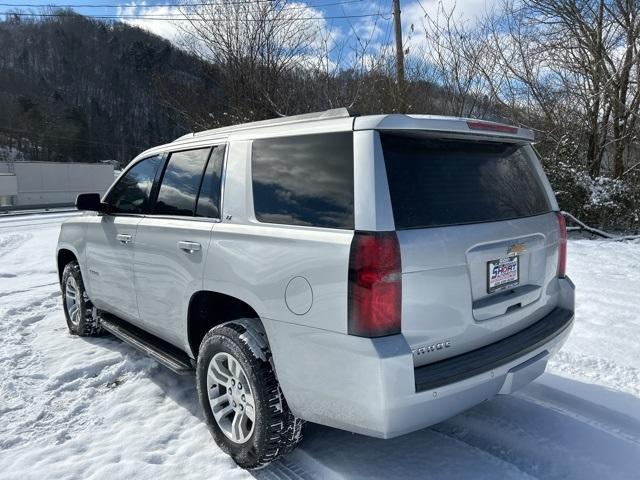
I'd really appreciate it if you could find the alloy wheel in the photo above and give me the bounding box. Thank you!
[207,351,256,444]
[65,275,81,327]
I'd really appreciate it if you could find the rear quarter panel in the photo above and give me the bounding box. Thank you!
[203,139,353,333]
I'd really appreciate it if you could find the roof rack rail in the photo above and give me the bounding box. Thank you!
[173,107,354,142]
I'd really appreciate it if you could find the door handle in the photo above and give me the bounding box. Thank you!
[116,233,132,244]
[178,241,201,253]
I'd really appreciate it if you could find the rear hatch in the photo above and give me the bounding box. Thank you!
[379,131,563,367]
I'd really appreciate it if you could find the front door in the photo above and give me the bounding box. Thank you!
[86,215,141,321]
[85,154,163,323]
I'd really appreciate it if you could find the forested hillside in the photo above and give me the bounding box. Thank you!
[1,1,639,230]
[0,12,218,166]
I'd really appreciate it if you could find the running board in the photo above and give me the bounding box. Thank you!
[100,314,194,375]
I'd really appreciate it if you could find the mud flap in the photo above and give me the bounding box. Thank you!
[498,350,549,394]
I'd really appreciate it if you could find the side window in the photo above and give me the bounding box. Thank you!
[105,155,162,214]
[155,148,211,216]
[251,132,354,229]
[196,145,225,218]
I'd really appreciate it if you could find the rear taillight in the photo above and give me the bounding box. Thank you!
[348,231,401,337]
[556,212,567,277]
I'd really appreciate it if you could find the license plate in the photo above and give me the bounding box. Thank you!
[487,256,519,293]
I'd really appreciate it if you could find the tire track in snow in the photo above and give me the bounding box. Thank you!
[0,282,60,299]
[430,388,640,480]
[0,288,63,448]
[0,280,120,449]
[3,290,60,318]
[0,233,31,258]
[257,457,312,480]
[0,235,168,453]
[0,293,151,451]
[514,384,640,445]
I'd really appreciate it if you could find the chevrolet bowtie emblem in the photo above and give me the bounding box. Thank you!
[508,243,525,256]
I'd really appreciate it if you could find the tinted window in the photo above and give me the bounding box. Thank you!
[381,132,551,229]
[196,145,225,218]
[155,148,211,216]
[106,155,162,214]
[252,133,354,229]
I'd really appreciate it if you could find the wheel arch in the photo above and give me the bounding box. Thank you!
[187,290,262,358]
[57,248,78,283]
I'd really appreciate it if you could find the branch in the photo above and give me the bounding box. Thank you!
[562,211,640,241]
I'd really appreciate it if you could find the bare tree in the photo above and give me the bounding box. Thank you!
[479,0,640,177]
[416,3,500,118]
[176,0,328,123]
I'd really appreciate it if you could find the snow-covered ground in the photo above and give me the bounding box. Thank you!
[0,213,639,480]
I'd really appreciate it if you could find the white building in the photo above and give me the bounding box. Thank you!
[0,172,18,206]
[0,161,114,209]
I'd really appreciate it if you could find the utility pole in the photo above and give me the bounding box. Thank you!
[392,0,405,110]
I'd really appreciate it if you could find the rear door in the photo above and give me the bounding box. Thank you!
[133,145,225,348]
[86,155,163,322]
[378,132,562,367]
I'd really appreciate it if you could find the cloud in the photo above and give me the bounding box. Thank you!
[114,1,504,70]
[116,2,183,42]
[402,0,501,51]
[116,1,337,50]
[116,0,349,75]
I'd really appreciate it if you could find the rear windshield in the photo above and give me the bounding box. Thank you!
[380,132,552,229]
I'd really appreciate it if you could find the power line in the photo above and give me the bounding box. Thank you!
[0,0,362,8]
[1,11,391,21]
[0,0,294,6]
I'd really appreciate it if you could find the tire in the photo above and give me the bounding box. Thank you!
[196,319,304,469]
[61,260,103,337]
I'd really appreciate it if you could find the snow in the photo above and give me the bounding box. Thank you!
[0,213,639,479]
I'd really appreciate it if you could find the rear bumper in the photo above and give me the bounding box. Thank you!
[414,306,573,393]
[264,277,575,438]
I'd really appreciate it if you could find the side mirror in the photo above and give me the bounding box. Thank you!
[75,193,104,212]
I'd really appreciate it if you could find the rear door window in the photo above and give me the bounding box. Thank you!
[380,132,551,229]
[251,132,354,229]
[155,148,211,216]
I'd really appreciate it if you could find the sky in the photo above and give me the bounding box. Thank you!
[0,0,498,64]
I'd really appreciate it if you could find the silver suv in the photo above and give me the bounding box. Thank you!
[56,109,575,468]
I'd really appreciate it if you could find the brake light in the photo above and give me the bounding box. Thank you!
[467,120,518,134]
[556,212,567,277]
[348,231,401,337]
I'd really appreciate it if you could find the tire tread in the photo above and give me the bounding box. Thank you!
[61,261,103,337]
[197,320,304,469]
